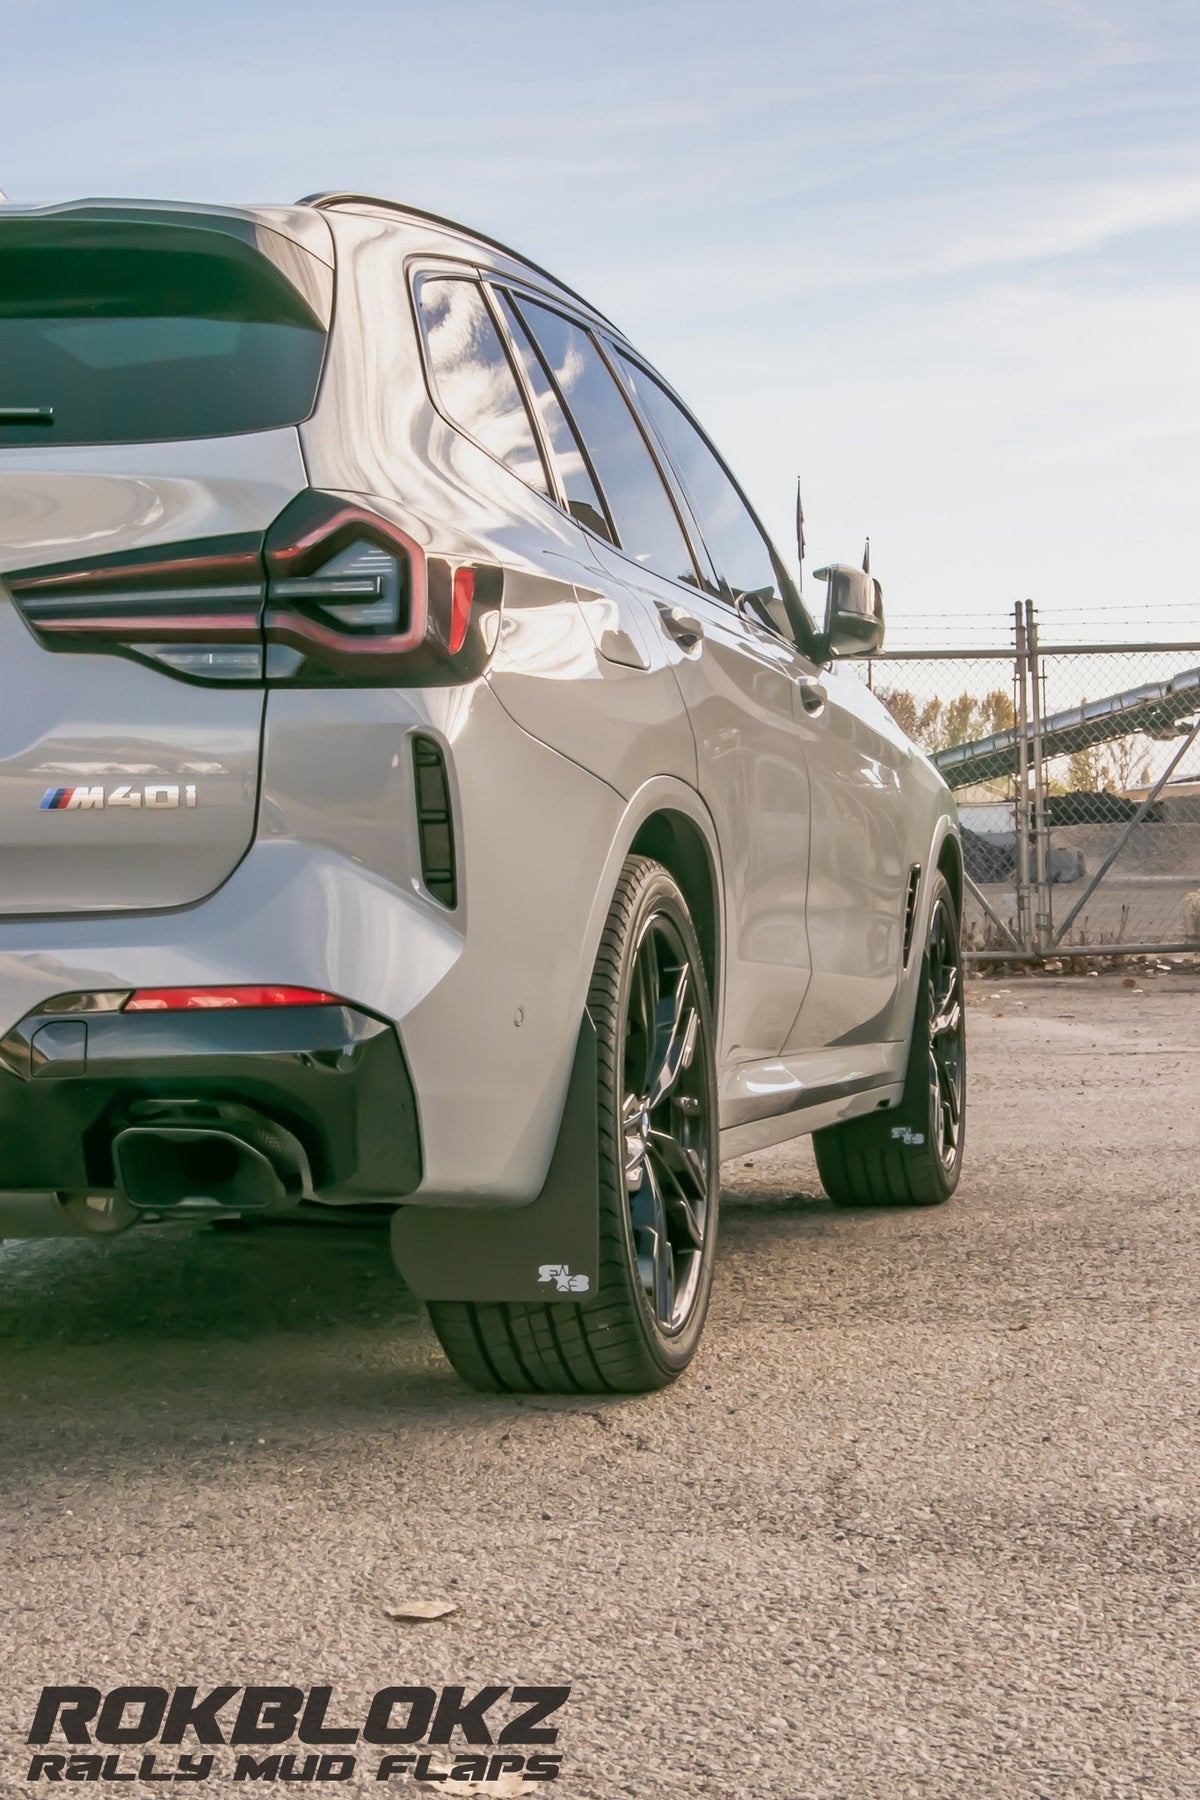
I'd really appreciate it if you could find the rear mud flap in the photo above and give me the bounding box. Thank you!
[390,1014,600,1303]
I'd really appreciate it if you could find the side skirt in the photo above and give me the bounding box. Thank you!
[390,1015,601,1303]
[719,1081,904,1161]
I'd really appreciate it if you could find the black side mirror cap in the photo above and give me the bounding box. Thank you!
[813,563,884,658]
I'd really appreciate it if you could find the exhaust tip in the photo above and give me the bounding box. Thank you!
[113,1126,289,1215]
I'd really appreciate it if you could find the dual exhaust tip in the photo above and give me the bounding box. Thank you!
[111,1105,313,1217]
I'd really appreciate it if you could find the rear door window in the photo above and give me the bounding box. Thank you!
[417,277,548,493]
[0,219,330,446]
[513,296,700,588]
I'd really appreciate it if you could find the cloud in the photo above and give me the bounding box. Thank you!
[938,171,1200,274]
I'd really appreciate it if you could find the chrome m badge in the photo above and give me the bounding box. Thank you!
[40,784,198,811]
[537,1263,590,1294]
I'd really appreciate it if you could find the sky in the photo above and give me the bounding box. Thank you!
[2,0,1199,648]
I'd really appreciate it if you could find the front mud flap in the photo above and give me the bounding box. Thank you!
[390,1015,600,1303]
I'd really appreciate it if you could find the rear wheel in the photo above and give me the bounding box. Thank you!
[428,856,719,1393]
[813,871,966,1207]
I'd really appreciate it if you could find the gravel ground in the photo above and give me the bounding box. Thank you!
[1,976,1197,1798]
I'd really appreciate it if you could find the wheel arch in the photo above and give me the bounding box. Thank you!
[887,808,962,1051]
[935,821,964,923]
[627,805,721,1007]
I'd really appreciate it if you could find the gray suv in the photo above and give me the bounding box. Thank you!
[0,193,964,1392]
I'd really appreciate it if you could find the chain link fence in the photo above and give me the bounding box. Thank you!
[853,603,1200,961]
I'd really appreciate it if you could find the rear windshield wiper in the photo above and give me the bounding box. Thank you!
[0,406,54,425]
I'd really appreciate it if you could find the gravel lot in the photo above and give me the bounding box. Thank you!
[1,975,1197,1798]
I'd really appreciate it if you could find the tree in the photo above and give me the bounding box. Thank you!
[876,686,1015,755]
[1063,711,1154,793]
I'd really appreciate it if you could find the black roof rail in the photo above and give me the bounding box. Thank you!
[296,191,618,330]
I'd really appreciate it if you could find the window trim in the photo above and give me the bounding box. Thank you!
[409,265,554,501]
[484,282,618,546]
[498,283,711,595]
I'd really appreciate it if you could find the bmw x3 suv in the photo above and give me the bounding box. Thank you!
[0,192,965,1392]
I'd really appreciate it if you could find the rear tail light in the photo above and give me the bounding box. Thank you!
[5,533,265,681]
[262,491,427,681]
[6,491,499,687]
[123,985,343,1011]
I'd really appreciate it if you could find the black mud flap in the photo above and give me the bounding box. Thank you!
[390,1014,600,1303]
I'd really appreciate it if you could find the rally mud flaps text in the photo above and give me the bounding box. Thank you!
[24,1685,570,1783]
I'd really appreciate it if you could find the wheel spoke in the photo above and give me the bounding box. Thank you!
[647,1134,706,1248]
[629,943,658,1093]
[630,1159,674,1323]
[647,966,698,1108]
[931,956,961,1037]
[940,1055,962,1125]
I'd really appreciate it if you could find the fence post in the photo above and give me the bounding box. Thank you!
[1025,599,1053,953]
[1013,602,1034,953]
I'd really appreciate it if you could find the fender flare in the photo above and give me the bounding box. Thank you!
[390,780,724,1302]
[893,808,962,1056]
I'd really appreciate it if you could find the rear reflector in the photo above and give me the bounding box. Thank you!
[123,985,342,1012]
[449,567,475,655]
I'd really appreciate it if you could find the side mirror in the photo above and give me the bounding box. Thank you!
[813,562,884,658]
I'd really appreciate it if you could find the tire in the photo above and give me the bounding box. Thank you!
[428,856,719,1394]
[813,870,966,1208]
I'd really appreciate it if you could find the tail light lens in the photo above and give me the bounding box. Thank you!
[5,534,266,680]
[6,491,499,687]
[123,985,342,1011]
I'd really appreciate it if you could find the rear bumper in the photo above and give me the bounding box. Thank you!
[0,680,629,1207]
[0,998,421,1200]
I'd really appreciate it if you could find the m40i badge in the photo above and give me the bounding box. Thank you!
[40,784,198,811]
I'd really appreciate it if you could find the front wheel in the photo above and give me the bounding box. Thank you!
[813,871,966,1207]
[428,856,720,1393]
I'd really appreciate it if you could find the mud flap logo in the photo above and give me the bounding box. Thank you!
[538,1263,590,1294]
[891,1126,925,1145]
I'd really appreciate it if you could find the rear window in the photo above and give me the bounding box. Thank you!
[0,219,330,446]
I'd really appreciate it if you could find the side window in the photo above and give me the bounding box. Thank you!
[492,290,611,541]
[416,277,548,494]
[619,355,783,604]
[513,296,699,588]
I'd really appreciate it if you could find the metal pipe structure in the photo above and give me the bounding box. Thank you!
[963,869,1024,951]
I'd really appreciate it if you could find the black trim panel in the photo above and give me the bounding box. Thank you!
[0,1000,421,1200]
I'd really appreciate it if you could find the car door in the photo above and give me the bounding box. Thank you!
[780,662,912,1050]
[615,353,909,1055]
[510,296,814,1066]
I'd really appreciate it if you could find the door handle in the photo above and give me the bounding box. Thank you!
[797,676,827,715]
[656,603,704,651]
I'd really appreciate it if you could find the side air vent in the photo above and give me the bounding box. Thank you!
[902,865,922,965]
[412,735,457,908]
